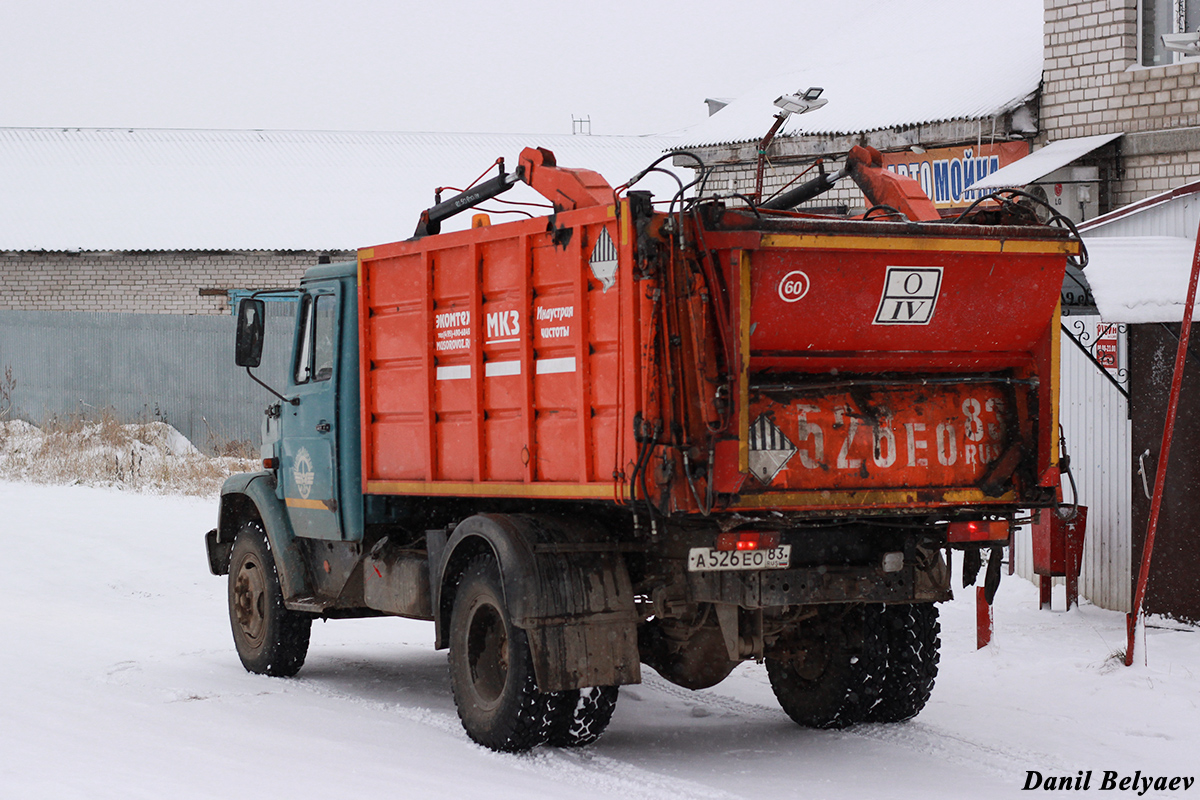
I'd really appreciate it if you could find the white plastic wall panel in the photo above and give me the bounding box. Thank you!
[1013,314,1131,612]
[1085,190,1200,239]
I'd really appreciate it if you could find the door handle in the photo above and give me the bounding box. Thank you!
[1138,449,1152,500]
[316,421,331,434]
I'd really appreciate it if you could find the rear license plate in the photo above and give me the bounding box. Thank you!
[687,545,791,572]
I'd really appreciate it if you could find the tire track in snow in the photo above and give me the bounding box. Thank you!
[636,670,1069,780]
[636,672,783,720]
[291,658,465,736]
[843,721,1072,779]
[283,652,1061,792]
[505,748,741,800]
[288,660,742,800]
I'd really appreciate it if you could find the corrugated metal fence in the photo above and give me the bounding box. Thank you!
[1012,314,1132,612]
[0,305,295,451]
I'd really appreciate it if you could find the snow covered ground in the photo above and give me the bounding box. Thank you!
[3,480,1198,799]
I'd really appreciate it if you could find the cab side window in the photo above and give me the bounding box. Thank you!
[313,296,335,382]
[294,294,336,385]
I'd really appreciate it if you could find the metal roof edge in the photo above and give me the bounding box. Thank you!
[1079,178,1200,232]
[966,132,1123,191]
[678,109,1035,151]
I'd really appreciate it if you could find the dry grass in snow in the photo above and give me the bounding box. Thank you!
[0,415,256,496]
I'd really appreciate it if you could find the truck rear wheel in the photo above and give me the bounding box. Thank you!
[864,603,940,723]
[227,521,311,677]
[545,686,619,747]
[449,554,554,752]
[765,605,884,729]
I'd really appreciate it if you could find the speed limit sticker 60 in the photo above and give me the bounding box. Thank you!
[778,270,810,302]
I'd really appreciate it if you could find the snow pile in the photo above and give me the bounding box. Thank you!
[0,417,255,496]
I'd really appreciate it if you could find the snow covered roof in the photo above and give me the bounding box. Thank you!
[1085,237,1200,323]
[967,133,1123,191]
[679,0,1043,148]
[1077,181,1200,323]
[0,128,682,252]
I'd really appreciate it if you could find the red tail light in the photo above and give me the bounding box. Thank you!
[716,531,781,551]
[948,520,1008,543]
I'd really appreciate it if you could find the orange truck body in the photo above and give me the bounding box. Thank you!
[208,146,1082,749]
[358,187,1073,518]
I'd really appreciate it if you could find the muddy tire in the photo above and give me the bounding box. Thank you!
[766,605,885,729]
[448,554,556,752]
[864,603,940,723]
[545,686,619,747]
[227,521,311,677]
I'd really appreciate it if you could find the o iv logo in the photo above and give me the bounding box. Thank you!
[874,267,942,325]
[778,270,811,303]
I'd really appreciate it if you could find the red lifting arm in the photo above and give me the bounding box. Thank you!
[518,147,613,212]
[846,145,940,222]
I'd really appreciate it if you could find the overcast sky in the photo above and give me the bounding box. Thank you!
[3,0,1002,136]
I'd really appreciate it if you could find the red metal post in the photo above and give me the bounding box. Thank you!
[976,586,992,649]
[1126,219,1200,665]
[1065,508,1088,610]
[753,115,788,203]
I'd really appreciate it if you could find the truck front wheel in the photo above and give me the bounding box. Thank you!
[227,521,311,677]
[449,554,554,752]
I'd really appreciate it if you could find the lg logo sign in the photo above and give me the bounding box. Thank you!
[777,271,810,303]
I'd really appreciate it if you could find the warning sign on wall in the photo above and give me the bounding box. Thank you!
[1095,323,1118,369]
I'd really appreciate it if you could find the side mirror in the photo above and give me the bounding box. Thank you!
[235,299,266,368]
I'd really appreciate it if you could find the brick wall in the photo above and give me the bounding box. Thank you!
[1119,150,1200,202]
[1043,0,1200,206]
[1042,0,1140,139]
[0,250,353,315]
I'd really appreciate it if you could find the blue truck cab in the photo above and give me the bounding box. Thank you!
[268,261,363,543]
[205,261,366,604]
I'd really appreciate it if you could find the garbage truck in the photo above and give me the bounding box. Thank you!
[205,144,1078,751]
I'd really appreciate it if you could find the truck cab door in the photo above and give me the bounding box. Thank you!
[280,289,343,540]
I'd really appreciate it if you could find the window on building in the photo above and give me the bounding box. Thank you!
[1142,0,1200,66]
